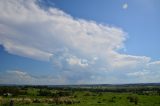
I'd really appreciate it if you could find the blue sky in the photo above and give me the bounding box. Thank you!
[0,0,160,85]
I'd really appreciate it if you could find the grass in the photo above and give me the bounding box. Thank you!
[1,92,160,106]
[0,85,160,106]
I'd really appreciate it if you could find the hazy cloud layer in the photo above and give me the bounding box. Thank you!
[0,70,65,85]
[0,0,159,84]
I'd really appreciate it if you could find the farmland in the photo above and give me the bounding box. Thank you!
[0,84,160,106]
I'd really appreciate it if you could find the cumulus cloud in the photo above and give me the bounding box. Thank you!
[66,56,88,67]
[50,49,90,71]
[0,0,126,61]
[0,0,159,84]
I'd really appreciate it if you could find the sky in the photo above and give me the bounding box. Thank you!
[0,0,160,85]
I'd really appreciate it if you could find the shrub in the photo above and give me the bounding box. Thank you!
[109,96,116,103]
[97,101,101,103]
[127,96,139,105]
[84,92,92,96]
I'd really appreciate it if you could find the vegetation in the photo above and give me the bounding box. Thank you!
[0,84,160,106]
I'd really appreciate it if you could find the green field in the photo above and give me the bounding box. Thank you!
[0,85,160,106]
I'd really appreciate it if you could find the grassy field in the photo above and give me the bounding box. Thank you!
[0,85,160,106]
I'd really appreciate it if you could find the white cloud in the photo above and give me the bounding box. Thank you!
[127,71,148,77]
[125,61,160,83]
[0,0,126,62]
[2,40,53,61]
[66,56,88,68]
[0,70,35,84]
[147,61,160,66]
[108,52,150,70]
[0,0,159,84]
[146,61,160,78]
[122,3,128,9]
[0,70,66,85]
[50,49,90,71]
